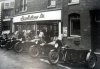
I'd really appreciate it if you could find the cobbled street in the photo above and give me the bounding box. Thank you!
[0,48,93,69]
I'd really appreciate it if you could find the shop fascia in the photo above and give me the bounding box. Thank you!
[13,10,61,23]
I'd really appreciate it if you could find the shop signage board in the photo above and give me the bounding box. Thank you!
[13,10,61,23]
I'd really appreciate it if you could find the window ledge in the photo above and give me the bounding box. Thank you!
[68,2,79,5]
[47,5,56,8]
[67,35,81,39]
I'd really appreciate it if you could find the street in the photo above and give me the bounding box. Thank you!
[0,48,91,69]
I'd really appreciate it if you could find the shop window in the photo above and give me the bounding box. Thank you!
[69,13,80,37]
[20,0,27,12]
[68,0,79,5]
[47,0,56,8]
[2,22,10,31]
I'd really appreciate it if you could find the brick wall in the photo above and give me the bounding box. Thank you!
[15,0,62,15]
[62,0,100,50]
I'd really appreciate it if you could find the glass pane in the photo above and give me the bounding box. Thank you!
[71,19,80,35]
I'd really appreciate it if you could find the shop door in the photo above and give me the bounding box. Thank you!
[91,10,100,51]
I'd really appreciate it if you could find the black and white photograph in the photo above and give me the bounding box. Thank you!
[0,0,99,69]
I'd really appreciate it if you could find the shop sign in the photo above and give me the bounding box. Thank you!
[13,10,61,23]
[20,13,45,21]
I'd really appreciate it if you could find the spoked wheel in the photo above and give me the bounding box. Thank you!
[14,42,23,53]
[48,51,59,64]
[29,46,39,58]
[87,54,97,69]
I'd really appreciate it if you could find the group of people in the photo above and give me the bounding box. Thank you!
[9,29,51,43]
[12,30,35,41]
[38,29,52,43]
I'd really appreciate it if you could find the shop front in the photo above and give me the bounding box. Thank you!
[2,18,11,35]
[13,10,62,42]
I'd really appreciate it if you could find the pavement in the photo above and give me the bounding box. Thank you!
[0,48,98,69]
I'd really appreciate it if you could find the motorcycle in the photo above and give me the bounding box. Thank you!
[29,39,54,58]
[48,40,97,69]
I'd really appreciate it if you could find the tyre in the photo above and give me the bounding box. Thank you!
[29,45,39,58]
[14,42,23,53]
[48,50,59,64]
[87,53,97,69]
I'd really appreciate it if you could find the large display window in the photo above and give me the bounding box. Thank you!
[14,21,59,42]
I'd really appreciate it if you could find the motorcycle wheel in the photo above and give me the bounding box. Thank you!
[29,46,39,58]
[48,51,59,64]
[87,53,97,69]
[14,42,23,53]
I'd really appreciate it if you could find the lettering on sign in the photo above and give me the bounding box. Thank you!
[20,13,45,21]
